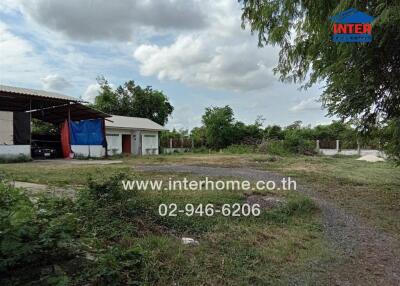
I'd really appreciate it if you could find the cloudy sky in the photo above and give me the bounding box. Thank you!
[0,0,331,130]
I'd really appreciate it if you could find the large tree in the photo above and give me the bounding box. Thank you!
[93,77,174,126]
[202,106,236,149]
[240,0,400,159]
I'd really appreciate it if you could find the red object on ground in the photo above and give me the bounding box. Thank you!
[60,120,71,158]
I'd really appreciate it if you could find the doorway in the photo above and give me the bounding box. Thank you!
[122,134,131,154]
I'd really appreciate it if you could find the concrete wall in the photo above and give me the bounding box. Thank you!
[71,145,105,158]
[141,131,159,155]
[106,128,130,155]
[132,130,141,155]
[319,148,386,158]
[106,133,123,155]
[0,111,13,145]
[163,147,191,154]
[0,145,30,158]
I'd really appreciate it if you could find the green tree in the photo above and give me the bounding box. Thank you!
[265,125,284,140]
[240,0,400,160]
[191,126,207,147]
[382,119,400,164]
[93,77,120,115]
[202,106,235,149]
[93,77,174,126]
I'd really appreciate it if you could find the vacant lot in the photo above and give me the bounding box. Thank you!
[1,153,399,285]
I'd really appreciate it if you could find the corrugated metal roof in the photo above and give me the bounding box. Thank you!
[0,84,81,102]
[105,115,166,131]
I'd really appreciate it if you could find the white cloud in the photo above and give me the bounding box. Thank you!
[0,0,330,128]
[0,22,32,69]
[133,1,278,92]
[290,97,322,112]
[19,0,207,41]
[0,21,48,84]
[83,83,101,103]
[41,74,72,91]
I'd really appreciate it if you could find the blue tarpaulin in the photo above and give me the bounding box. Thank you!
[70,119,104,145]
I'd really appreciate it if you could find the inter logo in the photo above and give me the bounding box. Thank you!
[330,8,374,43]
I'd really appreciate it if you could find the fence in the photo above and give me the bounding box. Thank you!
[316,140,386,157]
[161,138,194,154]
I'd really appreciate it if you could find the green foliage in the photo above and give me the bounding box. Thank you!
[0,154,31,164]
[89,246,144,286]
[202,105,236,149]
[282,197,318,217]
[0,183,79,283]
[224,144,256,154]
[283,130,315,154]
[0,167,328,285]
[190,126,207,147]
[93,76,173,125]
[264,125,284,140]
[201,106,264,149]
[160,128,188,141]
[191,146,209,153]
[197,105,378,154]
[240,0,400,128]
[382,118,400,164]
[76,173,144,240]
[31,119,58,136]
[263,140,288,156]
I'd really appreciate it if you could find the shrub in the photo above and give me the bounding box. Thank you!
[0,154,31,164]
[224,144,256,154]
[192,146,209,153]
[283,132,315,154]
[264,140,289,156]
[76,173,143,238]
[88,246,144,286]
[0,182,79,283]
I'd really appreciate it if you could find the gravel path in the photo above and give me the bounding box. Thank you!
[137,164,400,285]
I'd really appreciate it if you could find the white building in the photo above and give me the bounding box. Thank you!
[105,115,166,155]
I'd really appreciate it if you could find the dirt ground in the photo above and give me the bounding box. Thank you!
[137,164,400,285]
[12,181,77,199]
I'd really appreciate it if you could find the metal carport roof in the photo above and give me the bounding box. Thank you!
[0,84,110,123]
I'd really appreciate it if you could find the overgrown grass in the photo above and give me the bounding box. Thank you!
[0,168,328,285]
[259,155,400,238]
[0,154,31,164]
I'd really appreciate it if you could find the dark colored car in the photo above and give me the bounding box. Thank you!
[31,142,57,159]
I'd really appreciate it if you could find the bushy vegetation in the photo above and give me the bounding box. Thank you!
[0,175,148,285]
[0,155,32,164]
[0,183,80,284]
[92,77,173,126]
[0,171,324,285]
[179,105,398,159]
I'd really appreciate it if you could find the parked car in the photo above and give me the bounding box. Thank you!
[31,142,57,159]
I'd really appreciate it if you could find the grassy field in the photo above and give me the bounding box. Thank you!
[1,153,399,284]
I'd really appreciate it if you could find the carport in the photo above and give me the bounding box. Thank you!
[0,84,110,159]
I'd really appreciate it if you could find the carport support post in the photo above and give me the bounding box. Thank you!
[68,103,71,158]
[29,97,32,144]
[29,96,32,157]
[102,118,108,158]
